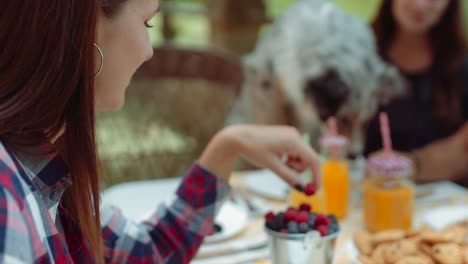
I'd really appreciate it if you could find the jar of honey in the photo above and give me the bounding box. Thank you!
[363,153,414,232]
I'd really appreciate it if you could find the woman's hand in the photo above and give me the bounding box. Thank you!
[199,125,321,188]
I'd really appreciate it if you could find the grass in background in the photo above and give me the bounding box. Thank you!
[149,0,468,48]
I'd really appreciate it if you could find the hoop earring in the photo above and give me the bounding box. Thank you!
[93,43,104,77]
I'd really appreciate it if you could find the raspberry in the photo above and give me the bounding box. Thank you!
[284,210,297,223]
[264,211,275,221]
[295,211,309,224]
[304,182,317,196]
[314,214,331,227]
[316,225,329,237]
[287,207,296,212]
[299,203,312,212]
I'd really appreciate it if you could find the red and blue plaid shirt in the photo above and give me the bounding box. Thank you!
[0,141,230,263]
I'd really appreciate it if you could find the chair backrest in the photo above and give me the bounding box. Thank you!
[98,46,243,185]
[131,45,243,148]
[134,45,243,92]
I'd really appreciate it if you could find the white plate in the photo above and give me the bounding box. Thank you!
[243,169,289,200]
[204,201,249,243]
[101,178,248,243]
[420,205,468,230]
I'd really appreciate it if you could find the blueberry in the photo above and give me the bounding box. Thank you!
[328,214,338,225]
[298,223,309,233]
[287,221,299,233]
[327,223,339,234]
[214,223,222,233]
[308,214,317,228]
[294,184,305,192]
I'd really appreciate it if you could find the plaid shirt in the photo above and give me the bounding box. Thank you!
[0,141,230,263]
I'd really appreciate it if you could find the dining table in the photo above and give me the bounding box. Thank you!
[102,168,468,264]
[193,170,468,264]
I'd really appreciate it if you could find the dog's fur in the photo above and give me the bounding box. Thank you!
[227,0,406,158]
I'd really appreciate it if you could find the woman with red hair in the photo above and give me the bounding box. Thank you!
[0,0,320,262]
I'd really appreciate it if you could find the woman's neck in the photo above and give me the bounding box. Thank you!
[388,29,433,74]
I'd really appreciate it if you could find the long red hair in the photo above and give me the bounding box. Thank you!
[373,0,467,130]
[0,0,127,262]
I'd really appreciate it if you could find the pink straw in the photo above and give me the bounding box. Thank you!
[379,112,393,154]
[327,117,338,136]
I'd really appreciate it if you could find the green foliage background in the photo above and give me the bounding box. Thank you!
[148,0,468,48]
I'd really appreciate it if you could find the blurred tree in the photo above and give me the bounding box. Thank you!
[151,0,468,50]
[207,0,270,55]
[464,0,468,37]
[161,0,177,42]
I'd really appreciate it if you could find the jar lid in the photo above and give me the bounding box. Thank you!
[368,153,413,177]
[319,135,348,148]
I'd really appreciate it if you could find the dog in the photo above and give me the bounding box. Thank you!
[226,0,406,161]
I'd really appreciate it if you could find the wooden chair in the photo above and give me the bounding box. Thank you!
[97,45,243,186]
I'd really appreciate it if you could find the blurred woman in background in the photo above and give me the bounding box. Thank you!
[364,0,468,185]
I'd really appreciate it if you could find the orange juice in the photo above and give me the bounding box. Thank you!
[322,159,349,219]
[289,187,325,213]
[363,153,414,232]
[363,178,413,232]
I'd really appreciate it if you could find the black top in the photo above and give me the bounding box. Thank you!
[364,56,468,155]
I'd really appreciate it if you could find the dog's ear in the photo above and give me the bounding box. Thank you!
[377,65,408,105]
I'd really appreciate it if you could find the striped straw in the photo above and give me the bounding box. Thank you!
[327,117,338,136]
[379,112,392,154]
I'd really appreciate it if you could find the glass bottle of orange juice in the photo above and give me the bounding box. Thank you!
[363,153,414,232]
[320,134,349,219]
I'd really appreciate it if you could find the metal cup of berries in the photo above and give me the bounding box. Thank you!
[264,204,340,264]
